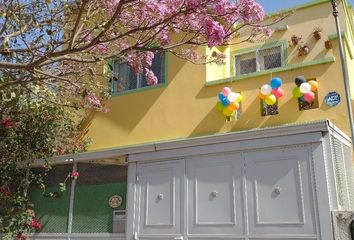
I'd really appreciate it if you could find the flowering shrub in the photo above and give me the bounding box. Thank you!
[0,86,88,239]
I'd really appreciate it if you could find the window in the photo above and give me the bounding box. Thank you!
[298,79,319,111]
[261,100,279,116]
[235,46,283,76]
[110,53,165,93]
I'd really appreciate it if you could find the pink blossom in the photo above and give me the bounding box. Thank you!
[145,68,158,86]
[92,43,108,54]
[236,0,265,23]
[87,92,101,107]
[71,171,80,179]
[204,18,226,47]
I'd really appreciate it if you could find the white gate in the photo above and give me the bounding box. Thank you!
[134,146,317,240]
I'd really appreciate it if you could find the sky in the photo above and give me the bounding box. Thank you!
[257,0,354,13]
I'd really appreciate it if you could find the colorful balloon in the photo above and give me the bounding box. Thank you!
[218,92,224,102]
[222,87,232,97]
[308,80,318,91]
[304,91,315,103]
[234,93,242,103]
[215,102,224,111]
[270,77,282,89]
[258,91,267,100]
[227,92,237,102]
[300,82,312,94]
[292,87,303,98]
[295,76,306,87]
[223,107,233,117]
[221,97,230,106]
[272,88,284,99]
[265,94,277,105]
[218,92,230,106]
[261,84,272,95]
[228,102,240,111]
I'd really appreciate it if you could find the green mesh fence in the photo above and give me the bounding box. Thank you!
[29,187,70,233]
[72,182,127,233]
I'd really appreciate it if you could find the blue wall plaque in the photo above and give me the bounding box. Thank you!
[324,92,341,107]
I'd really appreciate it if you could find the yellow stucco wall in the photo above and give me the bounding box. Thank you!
[86,0,354,151]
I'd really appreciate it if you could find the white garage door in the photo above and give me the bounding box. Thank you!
[135,146,317,240]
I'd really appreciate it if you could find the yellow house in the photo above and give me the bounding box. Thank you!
[86,0,354,151]
[30,1,354,240]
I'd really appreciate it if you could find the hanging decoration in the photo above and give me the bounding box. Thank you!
[216,87,242,121]
[258,77,284,105]
[292,76,318,103]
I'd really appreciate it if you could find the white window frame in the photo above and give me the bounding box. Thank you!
[233,44,284,76]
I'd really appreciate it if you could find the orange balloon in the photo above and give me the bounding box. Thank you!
[258,91,267,100]
[228,101,240,111]
[308,80,318,91]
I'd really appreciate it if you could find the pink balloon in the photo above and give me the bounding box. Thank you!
[272,88,284,98]
[222,87,232,97]
[304,91,315,103]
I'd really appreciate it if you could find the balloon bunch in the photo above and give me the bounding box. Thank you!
[258,77,284,105]
[216,87,242,119]
[292,76,318,103]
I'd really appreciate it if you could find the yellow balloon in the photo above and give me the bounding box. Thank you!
[265,94,277,105]
[223,107,234,117]
[235,93,243,103]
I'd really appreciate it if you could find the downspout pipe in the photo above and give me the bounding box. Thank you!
[331,0,354,147]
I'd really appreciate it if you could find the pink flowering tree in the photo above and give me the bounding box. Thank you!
[0,0,285,238]
[0,0,285,109]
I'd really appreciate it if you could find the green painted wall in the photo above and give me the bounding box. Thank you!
[29,187,70,233]
[72,182,127,233]
[29,182,127,233]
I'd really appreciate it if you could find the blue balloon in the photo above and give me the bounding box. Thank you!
[221,97,230,106]
[270,77,282,89]
[218,92,225,102]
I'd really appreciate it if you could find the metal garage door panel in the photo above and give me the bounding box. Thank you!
[186,153,244,235]
[245,147,317,236]
[137,160,184,238]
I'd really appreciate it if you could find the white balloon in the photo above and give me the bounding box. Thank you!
[300,82,311,94]
[261,84,272,95]
[227,92,237,102]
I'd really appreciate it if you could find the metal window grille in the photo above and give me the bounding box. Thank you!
[331,136,352,209]
[235,46,282,76]
[342,143,354,209]
[110,53,165,93]
[261,100,279,116]
[235,52,257,75]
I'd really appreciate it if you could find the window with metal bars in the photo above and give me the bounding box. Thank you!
[261,100,279,116]
[110,53,166,93]
[234,46,283,76]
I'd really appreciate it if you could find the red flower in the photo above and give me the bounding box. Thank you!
[0,186,12,198]
[71,171,79,179]
[1,117,13,129]
[28,219,41,232]
[17,233,26,240]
